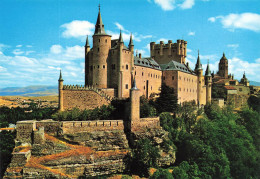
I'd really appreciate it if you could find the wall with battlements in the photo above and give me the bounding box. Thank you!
[61,85,112,110]
[61,120,124,134]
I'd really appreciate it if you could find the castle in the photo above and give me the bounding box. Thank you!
[58,7,212,111]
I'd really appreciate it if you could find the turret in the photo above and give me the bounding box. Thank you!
[168,40,172,56]
[129,33,135,85]
[195,50,203,106]
[118,30,124,98]
[92,5,111,88]
[218,52,228,79]
[58,70,64,111]
[205,60,212,105]
[85,35,90,86]
[150,42,155,57]
[240,71,249,86]
[160,41,164,56]
[130,79,140,131]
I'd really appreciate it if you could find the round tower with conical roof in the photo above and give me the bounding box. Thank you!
[218,52,228,79]
[58,70,64,111]
[92,5,111,88]
[195,50,203,106]
[205,60,212,104]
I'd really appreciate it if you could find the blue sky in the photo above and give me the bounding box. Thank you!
[0,0,260,88]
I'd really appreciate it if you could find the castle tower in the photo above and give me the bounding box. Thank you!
[130,79,140,130]
[218,52,228,79]
[240,71,249,86]
[205,60,212,105]
[85,36,90,86]
[128,33,134,86]
[58,70,64,111]
[92,5,111,88]
[117,30,124,98]
[195,50,203,106]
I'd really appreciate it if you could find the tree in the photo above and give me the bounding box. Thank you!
[155,83,178,114]
[150,168,173,179]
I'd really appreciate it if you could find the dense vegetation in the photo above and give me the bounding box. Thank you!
[0,89,259,178]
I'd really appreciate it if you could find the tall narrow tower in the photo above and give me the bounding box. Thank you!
[85,36,90,86]
[92,5,111,88]
[128,33,134,87]
[205,60,212,105]
[218,53,228,79]
[58,70,64,111]
[130,79,140,131]
[195,50,203,106]
[117,30,124,98]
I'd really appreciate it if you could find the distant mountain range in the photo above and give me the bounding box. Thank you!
[0,85,58,96]
[0,81,259,97]
[250,81,260,86]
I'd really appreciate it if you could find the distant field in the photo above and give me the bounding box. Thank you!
[0,96,58,108]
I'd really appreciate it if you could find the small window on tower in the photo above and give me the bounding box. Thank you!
[125,84,128,89]
[163,76,165,80]
[97,65,99,69]
[105,39,107,43]
[98,48,99,52]
[135,71,136,75]
[172,76,174,80]
[142,72,143,76]
[103,65,105,69]
[126,64,128,70]
[99,39,100,42]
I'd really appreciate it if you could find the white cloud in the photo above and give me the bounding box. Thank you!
[227,44,239,48]
[188,31,195,36]
[154,0,175,11]
[26,45,33,48]
[16,45,22,48]
[50,45,63,54]
[209,13,260,32]
[61,20,95,38]
[48,66,61,70]
[256,58,260,63]
[64,45,84,59]
[25,51,35,55]
[179,0,195,9]
[0,44,10,51]
[12,49,24,55]
[0,66,7,72]
[157,38,168,43]
[115,22,124,31]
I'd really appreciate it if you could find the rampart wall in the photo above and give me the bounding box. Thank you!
[16,121,36,144]
[130,117,160,132]
[36,120,60,135]
[62,85,112,110]
[61,120,124,134]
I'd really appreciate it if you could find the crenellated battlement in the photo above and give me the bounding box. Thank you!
[62,85,114,101]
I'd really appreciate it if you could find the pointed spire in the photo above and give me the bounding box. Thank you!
[129,33,133,46]
[195,50,202,71]
[223,52,225,57]
[243,71,246,78]
[205,60,211,77]
[59,70,64,81]
[132,78,138,90]
[119,30,124,43]
[94,4,106,35]
[85,35,90,47]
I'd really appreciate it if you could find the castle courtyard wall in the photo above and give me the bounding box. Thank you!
[62,89,110,110]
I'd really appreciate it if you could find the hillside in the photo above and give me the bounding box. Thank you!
[0,86,58,96]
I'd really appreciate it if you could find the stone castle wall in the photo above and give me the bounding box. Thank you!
[130,117,160,132]
[16,121,36,144]
[62,87,111,110]
[61,120,124,134]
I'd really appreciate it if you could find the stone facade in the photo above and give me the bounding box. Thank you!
[58,7,212,111]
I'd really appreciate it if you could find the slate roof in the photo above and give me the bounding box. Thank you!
[224,86,237,90]
[134,56,161,70]
[111,39,129,50]
[160,60,195,74]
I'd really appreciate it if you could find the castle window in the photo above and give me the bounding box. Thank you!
[105,39,107,43]
[184,77,185,81]
[126,84,128,89]
[172,76,174,80]
[98,48,99,52]
[135,71,136,75]
[90,66,93,71]
[126,64,128,70]
[103,65,105,69]
[144,86,145,90]
[158,51,159,54]
[239,88,242,91]
[138,60,140,63]
[142,72,143,76]
[156,75,157,78]
[151,86,152,90]
[97,65,99,69]
[94,66,95,69]
[99,39,100,42]
[163,76,165,80]
[179,88,181,91]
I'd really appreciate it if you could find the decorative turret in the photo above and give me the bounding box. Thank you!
[118,30,124,43]
[195,50,203,106]
[205,60,212,105]
[91,5,111,89]
[129,33,134,86]
[94,4,106,35]
[129,33,133,47]
[218,52,228,79]
[240,71,249,86]
[58,70,64,111]
[85,35,90,47]
[195,50,202,71]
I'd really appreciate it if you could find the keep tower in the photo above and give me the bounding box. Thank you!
[91,6,111,88]
[195,51,203,105]
[218,53,228,79]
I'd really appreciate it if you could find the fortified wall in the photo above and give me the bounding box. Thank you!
[60,84,114,111]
